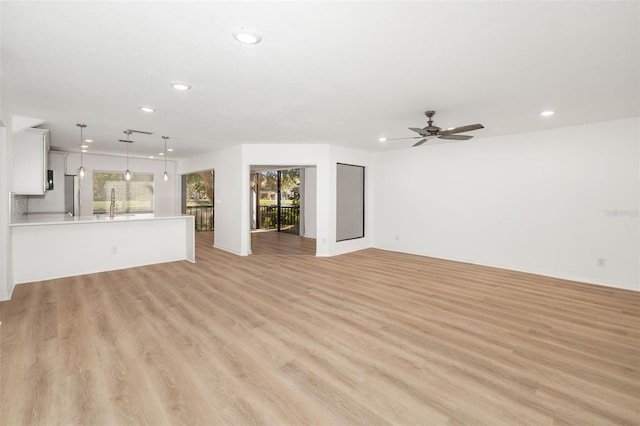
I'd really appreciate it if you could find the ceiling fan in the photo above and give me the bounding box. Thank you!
[387,111,484,147]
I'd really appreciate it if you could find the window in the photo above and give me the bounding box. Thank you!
[93,171,154,214]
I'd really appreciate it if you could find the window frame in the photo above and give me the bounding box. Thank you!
[92,171,155,214]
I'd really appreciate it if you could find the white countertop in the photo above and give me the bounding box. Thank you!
[10,213,193,227]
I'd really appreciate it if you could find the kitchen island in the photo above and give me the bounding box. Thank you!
[10,214,195,286]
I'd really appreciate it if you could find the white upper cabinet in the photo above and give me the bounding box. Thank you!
[13,128,50,195]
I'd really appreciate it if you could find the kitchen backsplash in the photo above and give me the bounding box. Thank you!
[11,194,28,222]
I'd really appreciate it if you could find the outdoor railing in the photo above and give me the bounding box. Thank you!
[186,204,299,233]
[186,205,214,231]
[257,205,300,234]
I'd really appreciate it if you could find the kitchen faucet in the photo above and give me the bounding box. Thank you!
[109,188,116,219]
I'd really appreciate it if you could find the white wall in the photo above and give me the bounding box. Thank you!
[65,151,179,217]
[180,143,373,257]
[0,1,10,300]
[240,144,373,256]
[373,117,639,291]
[178,145,243,255]
[0,122,9,300]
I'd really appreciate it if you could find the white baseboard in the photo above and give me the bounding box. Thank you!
[376,246,638,292]
[213,243,243,256]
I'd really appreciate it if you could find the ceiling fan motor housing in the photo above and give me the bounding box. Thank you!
[424,110,438,132]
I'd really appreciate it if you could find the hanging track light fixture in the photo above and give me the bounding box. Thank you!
[76,123,87,178]
[161,136,169,182]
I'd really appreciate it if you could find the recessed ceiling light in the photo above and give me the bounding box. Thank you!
[540,110,555,117]
[84,139,93,143]
[139,106,156,113]
[148,155,155,159]
[167,148,174,152]
[158,152,164,156]
[171,82,191,91]
[80,144,89,149]
[232,28,262,44]
[81,149,88,153]
[378,137,387,143]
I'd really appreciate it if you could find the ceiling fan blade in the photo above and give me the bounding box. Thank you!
[409,127,428,135]
[384,136,423,141]
[440,124,484,135]
[412,138,428,147]
[438,134,473,140]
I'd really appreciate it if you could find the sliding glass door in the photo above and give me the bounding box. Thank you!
[252,168,300,235]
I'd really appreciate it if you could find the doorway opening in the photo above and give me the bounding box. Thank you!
[250,165,316,255]
[183,169,214,232]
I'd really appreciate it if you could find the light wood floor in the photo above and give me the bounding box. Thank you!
[250,230,316,256]
[1,232,638,425]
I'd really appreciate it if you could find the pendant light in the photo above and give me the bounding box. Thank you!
[124,129,132,181]
[76,123,87,178]
[162,136,169,182]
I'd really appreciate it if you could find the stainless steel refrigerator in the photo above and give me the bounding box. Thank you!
[64,174,80,216]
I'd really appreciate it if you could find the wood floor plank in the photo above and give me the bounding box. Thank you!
[250,230,316,256]
[1,231,638,425]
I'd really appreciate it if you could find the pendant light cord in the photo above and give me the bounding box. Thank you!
[126,133,130,169]
[162,136,169,172]
[162,136,169,181]
[80,126,84,165]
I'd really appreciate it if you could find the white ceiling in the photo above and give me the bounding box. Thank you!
[2,1,638,160]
